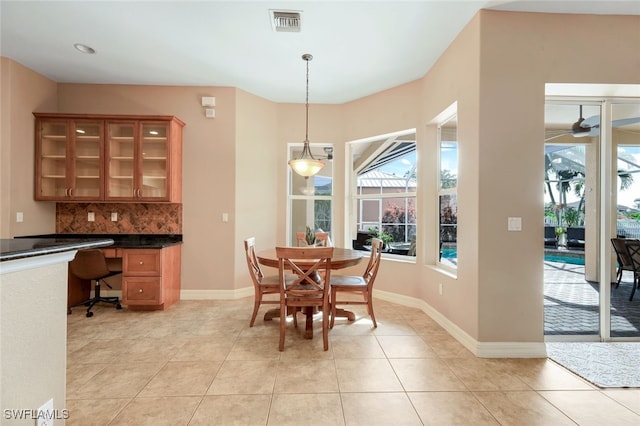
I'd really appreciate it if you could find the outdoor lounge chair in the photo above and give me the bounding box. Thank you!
[566,227,585,249]
[544,226,557,248]
[622,239,640,301]
[611,238,634,288]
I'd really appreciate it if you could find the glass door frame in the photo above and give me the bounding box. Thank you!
[546,96,640,342]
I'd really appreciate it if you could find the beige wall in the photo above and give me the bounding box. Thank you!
[0,58,58,238]
[1,10,639,351]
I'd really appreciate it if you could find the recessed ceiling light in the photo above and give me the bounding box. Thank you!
[73,43,96,54]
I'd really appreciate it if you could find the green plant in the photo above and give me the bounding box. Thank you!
[555,226,566,236]
[305,226,316,245]
[563,206,581,227]
[367,226,394,246]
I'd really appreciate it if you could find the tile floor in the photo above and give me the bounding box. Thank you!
[66,298,640,425]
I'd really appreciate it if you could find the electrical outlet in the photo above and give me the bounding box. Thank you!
[36,398,53,426]
[438,282,443,296]
[111,212,118,221]
[16,212,23,222]
[88,212,95,222]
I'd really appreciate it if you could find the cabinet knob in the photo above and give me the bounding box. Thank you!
[139,261,144,265]
[139,288,143,293]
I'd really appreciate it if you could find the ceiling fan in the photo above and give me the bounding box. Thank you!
[545,105,640,142]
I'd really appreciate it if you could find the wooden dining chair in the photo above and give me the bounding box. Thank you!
[330,238,383,328]
[276,246,333,351]
[315,231,332,247]
[244,237,295,327]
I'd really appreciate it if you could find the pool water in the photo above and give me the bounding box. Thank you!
[544,253,585,265]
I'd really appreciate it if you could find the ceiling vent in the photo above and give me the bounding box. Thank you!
[270,10,301,33]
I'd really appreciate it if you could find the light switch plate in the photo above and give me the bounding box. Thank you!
[111,212,118,221]
[88,212,95,222]
[508,217,522,231]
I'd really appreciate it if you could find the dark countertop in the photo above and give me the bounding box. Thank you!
[14,233,182,249]
[1,238,114,262]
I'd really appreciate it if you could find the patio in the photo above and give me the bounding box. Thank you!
[544,259,640,337]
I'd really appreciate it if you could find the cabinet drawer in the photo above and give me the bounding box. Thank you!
[123,250,161,275]
[123,277,160,304]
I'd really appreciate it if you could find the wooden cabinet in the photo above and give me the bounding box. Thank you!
[121,245,181,310]
[35,117,104,200]
[34,113,184,202]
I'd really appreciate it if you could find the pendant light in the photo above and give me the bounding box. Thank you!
[288,53,325,177]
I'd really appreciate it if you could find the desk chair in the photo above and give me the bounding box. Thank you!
[330,238,383,328]
[68,249,122,317]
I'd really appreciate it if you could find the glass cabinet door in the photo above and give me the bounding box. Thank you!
[72,120,103,198]
[38,120,69,198]
[107,122,136,199]
[140,122,169,199]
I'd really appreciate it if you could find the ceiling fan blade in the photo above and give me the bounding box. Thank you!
[612,116,640,128]
[545,132,571,142]
[581,115,600,127]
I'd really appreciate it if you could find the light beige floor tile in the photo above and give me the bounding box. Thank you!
[268,393,345,426]
[190,394,271,425]
[227,336,282,360]
[139,361,221,396]
[109,396,201,425]
[603,389,640,415]
[335,359,403,392]
[279,330,335,359]
[341,392,422,426]
[371,319,418,336]
[170,336,235,361]
[503,358,595,390]
[65,398,130,426]
[444,357,530,391]
[331,335,386,359]
[539,390,640,425]
[207,359,278,395]
[408,391,499,425]
[66,362,108,392]
[327,322,378,336]
[377,335,438,358]
[390,358,467,391]
[421,334,474,358]
[120,337,185,363]
[473,390,576,425]
[67,339,128,364]
[67,362,165,399]
[274,359,338,393]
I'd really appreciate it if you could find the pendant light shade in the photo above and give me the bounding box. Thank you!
[288,53,325,177]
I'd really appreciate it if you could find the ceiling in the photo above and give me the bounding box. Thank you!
[2,1,639,104]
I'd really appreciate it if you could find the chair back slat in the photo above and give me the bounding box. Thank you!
[363,238,383,286]
[624,239,640,270]
[244,237,264,282]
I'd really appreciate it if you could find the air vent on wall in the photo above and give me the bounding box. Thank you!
[270,10,301,32]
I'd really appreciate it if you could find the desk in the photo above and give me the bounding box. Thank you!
[256,247,363,338]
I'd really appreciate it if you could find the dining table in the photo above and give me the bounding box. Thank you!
[256,247,364,339]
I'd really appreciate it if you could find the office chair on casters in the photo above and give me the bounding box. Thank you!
[68,249,122,317]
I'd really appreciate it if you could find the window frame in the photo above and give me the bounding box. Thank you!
[437,108,458,271]
[347,129,417,260]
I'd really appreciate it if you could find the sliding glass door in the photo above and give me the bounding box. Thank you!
[544,99,640,341]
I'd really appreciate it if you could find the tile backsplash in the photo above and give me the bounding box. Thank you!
[56,203,182,234]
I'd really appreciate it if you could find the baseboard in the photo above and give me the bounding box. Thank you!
[181,287,253,300]
[374,289,547,358]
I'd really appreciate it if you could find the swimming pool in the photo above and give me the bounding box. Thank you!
[544,252,585,265]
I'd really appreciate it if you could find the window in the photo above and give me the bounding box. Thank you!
[349,130,417,257]
[288,144,333,246]
[438,114,458,269]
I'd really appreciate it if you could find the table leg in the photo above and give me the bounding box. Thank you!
[333,307,356,321]
[263,308,280,322]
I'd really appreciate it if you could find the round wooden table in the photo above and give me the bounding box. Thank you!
[256,247,364,338]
